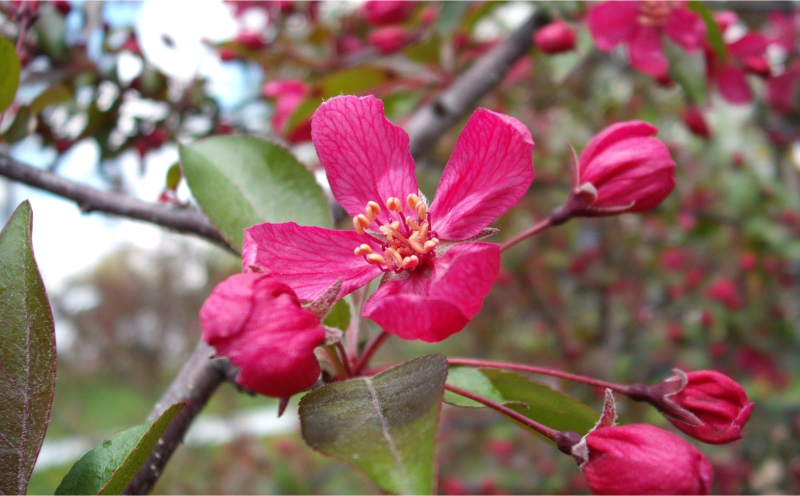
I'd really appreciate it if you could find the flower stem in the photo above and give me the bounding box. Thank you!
[500,217,553,252]
[446,358,631,394]
[325,345,349,380]
[354,331,390,375]
[444,384,559,441]
[336,342,353,378]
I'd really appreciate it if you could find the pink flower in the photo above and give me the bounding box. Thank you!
[587,1,706,78]
[243,95,534,342]
[200,273,325,398]
[362,0,414,26]
[766,11,799,54]
[704,277,743,310]
[767,61,800,115]
[534,21,577,54]
[647,370,754,445]
[368,26,414,54]
[705,12,771,104]
[553,121,675,221]
[682,105,711,138]
[579,425,713,495]
[262,80,312,143]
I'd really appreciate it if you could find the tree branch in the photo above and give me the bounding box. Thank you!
[406,10,550,159]
[0,153,237,253]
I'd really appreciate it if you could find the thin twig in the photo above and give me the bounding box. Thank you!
[0,153,237,253]
[353,331,390,376]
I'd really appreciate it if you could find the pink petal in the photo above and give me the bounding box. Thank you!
[627,25,668,77]
[587,1,638,51]
[664,8,707,52]
[243,222,383,301]
[428,109,534,240]
[727,32,769,60]
[716,65,752,104]
[580,121,659,169]
[200,274,326,398]
[262,80,308,135]
[363,242,500,342]
[311,95,419,225]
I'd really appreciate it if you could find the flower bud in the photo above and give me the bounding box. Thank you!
[368,26,413,54]
[647,370,754,444]
[362,0,414,26]
[262,79,312,143]
[534,21,577,54]
[682,105,711,139]
[200,273,325,398]
[704,277,743,311]
[577,424,714,495]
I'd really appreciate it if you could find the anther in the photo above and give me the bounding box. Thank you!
[385,248,403,267]
[406,194,420,210]
[386,197,402,212]
[408,239,425,253]
[406,216,419,230]
[366,253,387,266]
[353,214,370,235]
[416,201,427,220]
[402,255,420,270]
[354,244,372,256]
[423,238,439,253]
[366,201,381,220]
[419,221,429,241]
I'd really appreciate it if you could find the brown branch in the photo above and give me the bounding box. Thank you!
[0,153,237,253]
[406,10,550,159]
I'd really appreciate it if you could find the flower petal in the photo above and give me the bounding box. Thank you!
[429,109,534,240]
[200,274,325,398]
[664,8,706,52]
[587,1,638,51]
[727,32,769,59]
[580,121,659,169]
[627,25,668,77]
[363,242,500,342]
[716,65,752,104]
[311,95,418,225]
[243,222,383,301]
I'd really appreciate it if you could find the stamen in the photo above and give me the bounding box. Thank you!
[354,244,373,256]
[408,239,425,253]
[353,214,370,235]
[418,221,429,241]
[386,197,403,212]
[423,238,439,253]
[406,194,420,210]
[385,247,403,267]
[366,201,381,221]
[405,216,419,231]
[402,255,420,270]
[366,253,387,266]
[416,201,427,220]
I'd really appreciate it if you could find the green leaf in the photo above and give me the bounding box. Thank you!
[33,5,68,61]
[323,299,351,332]
[299,354,448,495]
[436,2,470,37]
[30,84,72,113]
[0,36,20,113]
[179,136,331,249]
[664,38,707,106]
[688,1,727,62]
[55,402,185,495]
[444,368,597,439]
[165,162,182,190]
[0,201,56,495]
[0,105,36,144]
[284,97,320,136]
[318,67,392,99]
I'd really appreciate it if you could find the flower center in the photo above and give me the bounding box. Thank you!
[637,1,674,27]
[352,194,440,273]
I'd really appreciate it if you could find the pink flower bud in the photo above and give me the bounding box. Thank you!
[651,370,754,445]
[579,425,713,495]
[362,1,414,26]
[367,26,413,54]
[704,278,743,311]
[682,105,711,139]
[200,273,325,398]
[553,122,675,223]
[235,31,266,51]
[534,21,576,54]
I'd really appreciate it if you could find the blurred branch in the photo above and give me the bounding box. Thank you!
[0,153,237,254]
[124,341,235,495]
[406,10,551,159]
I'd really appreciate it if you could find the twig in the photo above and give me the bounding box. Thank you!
[0,153,237,253]
[124,341,235,494]
[406,10,551,159]
[353,331,390,376]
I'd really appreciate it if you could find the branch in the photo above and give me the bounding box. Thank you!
[124,341,234,495]
[406,10,551,159]
[0,153,237,253]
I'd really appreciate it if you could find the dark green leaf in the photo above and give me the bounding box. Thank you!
[444,368,597,439]
[55,402,184,495]
[180,136,331,249]
[665,38,707,105]
[436,2,470,37]
[30,84,72,113]
[0,36,20,113]
[299,354,448,495]
[0,106,36,144]
[323,299,351,332]
[0,201,56,495]
[165,162,182,190]
[688,1,727,62]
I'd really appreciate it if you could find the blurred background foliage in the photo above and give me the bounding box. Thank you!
[1,0,799,494]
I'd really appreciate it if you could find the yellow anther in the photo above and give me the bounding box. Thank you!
[406,216,419,231]
[390,220,400,230]
[366,253,387,266]
[354,246,363,256]
[406,194,420,210]
[418,221,429,241]
[402,255,420,270]
[423,238,439,253]
[366,201,381,221]
[408,239,425,254]
[416,201,427,220]
[386,197,402,212]
[358,244,373,255]
[353,216,365,235]
[385,248,403,267]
